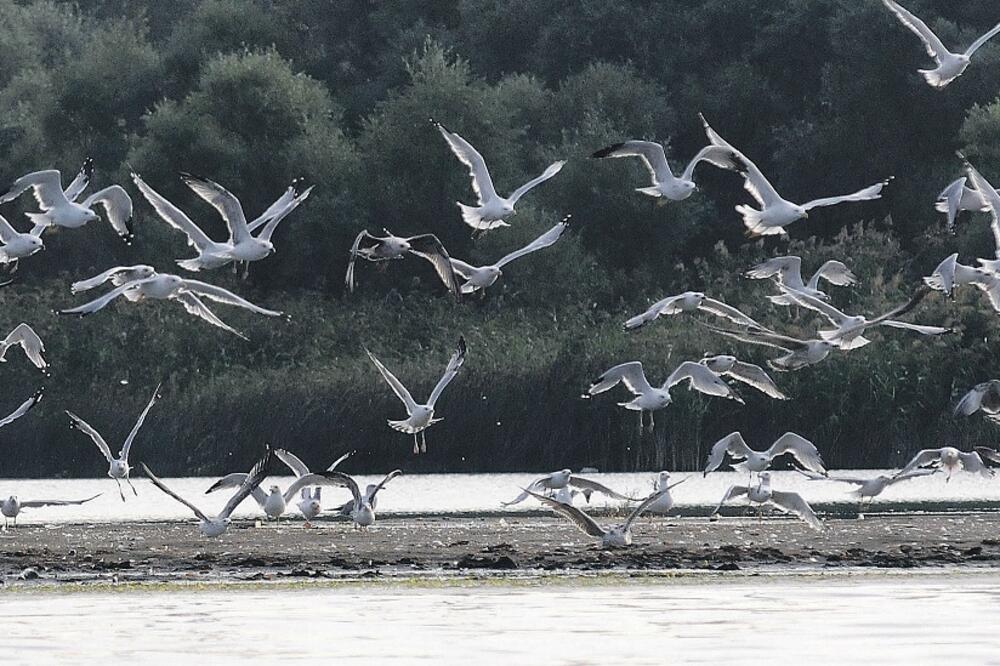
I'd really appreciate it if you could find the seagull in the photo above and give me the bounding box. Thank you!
[777,284,950,350]
[449,215,571,294]
[345,229,461,297]
[0,163,133,242]
[0,323,47,373]
[895,446,993,481]
[502,469,637,506]
[71,264,156,293]
[0,390,43,431]
[141,449,272,538]
[66,384,161,501]
[923,253,1000,312]
[645,472,687,514]
[746,256,857,305]
[935,177,997,231]
[701,113,889,236]
[523,487,669,548]
[586,360,744,432]
[1,493,101,528]
[958,156,1000,273]
[367,336,466,453]
[590,139,737,202]
[955,380,1000,424]
[704,432,826,481]
[698,355,788,400]
[0,214,44,267]
[551,487,591,505]
[882,0,1000,88]
[797,468,938,513]
[132,172,311,272]
[433,120,565,232]
[623,291,762,330]
[206,448,354,521]
[713,472,823,530]
[326,469,402,528]
[699,321,839,372]
[60,272,282,340]
[272,448,354,524]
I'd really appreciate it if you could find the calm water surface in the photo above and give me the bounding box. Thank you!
[5,574,1000,665]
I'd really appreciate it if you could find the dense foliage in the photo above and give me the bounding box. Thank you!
[1,0,999,476]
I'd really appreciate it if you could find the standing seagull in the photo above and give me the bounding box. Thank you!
[141,449,272,538]
[0,165,133,242]
[0,323,47,373]
[522,487,670,548]
[0,214,44,268]
[713,472,823,530]
[746,256,857,305]
[955,380,1000,424]
[327,469,402,528]
[433,120,565,232]
[882,0,1000,88]
[2,493,101,528]
[0,390,43,432]
[367,337,467,453]
[895,446,993,481]
[66,385,161,501]
[624,291,762,331]
[590,139,737,202]
[345,229,461,297]
[704,432,826,479]
[701,114,889,236]
[646,472,687,515]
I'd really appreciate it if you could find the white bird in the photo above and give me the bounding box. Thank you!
[797,468,938,513]
[746,256,857,305]
[434,120,565,232]
[882,0,1000,88]
[132,172,311,272]
[206,448,353,522]
[551,487,590,505]
[623,291,762,331]
[71,264,157,293]
[367,337,466,453]
[700,321,839,372]
[0,323,47,373]
[327,469,402,528]
[590,139,737,202]
[701,114,889,236]
[714,472,823,530]
[523,486,670,548]
[502,469,636,506]
[955,380,1000,424]
[959,156,1000,273]
[0,390,43,432]
[935,177,996,231]
[449,216,571,294]
[698,355,788,400]
[0,214,44,267]
[60,272,282,340]
[923,253,1000,312]
[66,385,161,501]
[895,446,993,481]
[777,285,950,350]
[586,360,744,432]
[704,432,826,480]
[272,448,354,524]
[0,164,133,242]
[645,472,687,515]
[345,229,461,296]
[141,450,272,538]
[1,493,101,528]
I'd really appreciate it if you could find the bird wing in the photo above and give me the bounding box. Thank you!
[593,140,673,183]
[132,173,214,250]
[219,448,273,519]
[62,158,93,202]
[508,160,565,204]
[275,448,311,477]
[495,216,571,269]
[746,256,804,289]
[366,349,418,413]
[568,476,636,501]
[81,185,134,242]
[712,484,750,514]
[801,179,889,211]
[724,361,788,400]
[937,178,967,231]
[250,185,312,241]
[961,158,1000,258]
[681,144,740,182]
[777,286,850,326]
[449,258,478,281]
[141,463,210,522]
[60,279,150,316]
[179,279,282,316]
[698,297,763,328]
[2,323,46,370]
[882,0,948,63]
[301,470,360,505]
[326,450,356,471]
[864,286,935,327]
[811,260,857,289]
[120,384,161,462]
[367,469,403,503]
[407,234,462,297]
[622,488,672,531]
[0,170,70,209]
[698,113,778,203]
[697,322,798,353]
[768,490,823,530]
[247,183,298,232]
[959,451,993,476]
[623,295,685,330]
[878,320,951,336]
[433,121,497,204]
[705,432,753,473]
[889,468,939,484]
[283,471,362,502]
[663,361,743,402]
[65,410,113,462]
[0,390,41,430]
[21,494,101,508]
[767,432,826,474]
[0,214,22,244]
[974,447,1000,465]
[895,448,944,477]
[523,489,606,538]
[587,361,654,397]
[71,265,153,294]
[181,173,251,245]
[955,382,991,417]
[964,22,1000,57]
[428,337,467,407]
[204,472,265,506]
[345,229,382,293]
[172,292,247,340]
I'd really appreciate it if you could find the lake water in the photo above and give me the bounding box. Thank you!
[4,573,1000,664]
[0,469,996,525]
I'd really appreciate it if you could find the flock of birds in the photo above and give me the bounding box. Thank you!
[2,1,1000,547]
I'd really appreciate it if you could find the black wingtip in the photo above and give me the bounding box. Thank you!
[81,157,95,177]
[457,335,467,355]
[31,388,43,403]
[591,143,624,159]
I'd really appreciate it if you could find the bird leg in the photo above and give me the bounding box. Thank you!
[646,411,655,434]
[115,478,125,502]
[241,261,250,280]
[420,431,427,453]
[637,411,644,437]
[126,476,138,496]
[413,434,420,455]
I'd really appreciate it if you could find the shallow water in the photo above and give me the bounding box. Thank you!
[0,470,997,524]
[5,574,1000,664]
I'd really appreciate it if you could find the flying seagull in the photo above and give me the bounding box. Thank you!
[326,469,402,528]
[894,446,993,481]
[704,432,826,479]
[0,214,44,268]
[701,114,889,237]
[0,162,133,242]
[433,120,565,232]
[935,177,997,231]
[66,384,161,501]
[923,253,1000,312]
[699,321,839,372]
[698,355,788,400]
[0,390,43,431]
[746,256,857,305]
[345,229,461,297]
[449,215,571,294]
[367,336,466,453]
[623,291,762,331]
[0,323,47,373]
[590,139,737,202]
[71,265,157,293]
[524,487,671,548]
[502,469,637,507]
[797,468,938,514]
[141,448,272,538]
[882,0,1000,88]
[713,472,823,530]
[1,493,101,528]
[955,380,1000,424]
